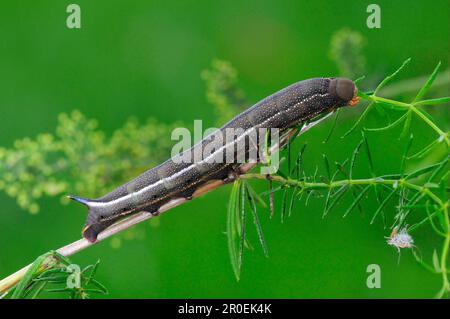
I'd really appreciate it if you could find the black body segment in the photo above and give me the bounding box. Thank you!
[70,77,357,242]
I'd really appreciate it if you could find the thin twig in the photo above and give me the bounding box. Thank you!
[0,114,332,295]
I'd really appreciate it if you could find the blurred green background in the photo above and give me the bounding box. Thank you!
[0,0,449,298]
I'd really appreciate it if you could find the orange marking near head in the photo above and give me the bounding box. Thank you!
[348,96,360,107]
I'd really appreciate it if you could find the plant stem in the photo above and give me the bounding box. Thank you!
[0,110,333,296]
[240,174,443,207]
[409,104,449,145]
[437,203,450,298]
[365,95,450,147]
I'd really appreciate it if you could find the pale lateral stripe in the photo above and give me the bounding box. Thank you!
[88,93,328,208]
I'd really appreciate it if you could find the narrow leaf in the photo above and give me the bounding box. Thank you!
[323,185,348,217]
[288,187,297,217]
[342,102,373,138]
[400,133,414,177]
[11,252,53,299]
[400,112,412,139]
[323,154,331,181]
[370,189,397,224]
[364,112,407,132]
[239,182,247,273]
[227,180,241,281]
[412,61,441,103]
[343,185,371,218]
[428,156,449,182]
[29,281,47,299]
[350,139,364,179]
[248,188,269,257]
[413,97,450,106]
[374,58,411,94]
[246,183,267,208]
[280,188,288,223]
[323,109,340,143]
[432,250,441,273]
[362,131,375,176]
[269,180,274,218]
[406,161,446,180]
[408,138,440,159]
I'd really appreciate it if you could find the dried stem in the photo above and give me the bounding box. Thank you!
[0,114,331,295]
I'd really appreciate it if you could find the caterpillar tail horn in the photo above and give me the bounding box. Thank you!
[67,195,92,206]
[68,195,108,243]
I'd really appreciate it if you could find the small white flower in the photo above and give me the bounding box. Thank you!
[386,226,414,252]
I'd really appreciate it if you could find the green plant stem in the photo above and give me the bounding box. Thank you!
[240,173,444,207]
[241,172,449,298]
[364,95,450,146]
[437,204,450,298]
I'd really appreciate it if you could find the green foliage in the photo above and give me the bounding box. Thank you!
[235,60,450,297]
[227,180,268,281]
[201,59,247,126]
[5,251,106,299]
[0,111,179,213]
[1,28,449,298]
[329,28,366,79]
[346,59,450,152]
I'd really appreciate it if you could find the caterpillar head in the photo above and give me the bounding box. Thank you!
[329,78,359,107]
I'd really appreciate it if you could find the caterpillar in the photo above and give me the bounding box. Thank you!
[69,77,359,242]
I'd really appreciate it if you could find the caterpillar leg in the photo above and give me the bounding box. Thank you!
[82,219,115,243]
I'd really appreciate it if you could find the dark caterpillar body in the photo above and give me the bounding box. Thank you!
[69,77,358,242]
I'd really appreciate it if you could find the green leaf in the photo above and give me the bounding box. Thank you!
[239,182,247,273]
[323,185,348,217]
[323,109,340,143]
[405,161,446,180]
[374,58,411,95]
[342,101,374,138]
[334,159,350,179]
[424,202,446,236]
[269,180,274,218]
[89,278,109,294]
[11,252,55,299]
[288,187,297,217]
[432,250,441,273]
[305,190,315,206]
[428,156,449,182]
[354,75,366,84]
[400,133,414,177]
[294,144,307,178]
[343,185,371,218]
[363,112,407,132]
[408,138,440,160]
[400,112,412,139]
[412,250,437,274]
[286,126,302,173]
[412,62,441,103]
[227,180,241,281]
[245,183,267,208]
[349,139,364,179]
[413,97,450,106]
[370,189,397,224]
[247,187,269,257]
[280,188,289,223]
[84,260,101,285]
[33,275,68,283]
[323,154,331,181]
[46,287,72,293]
[29,281,47,299]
